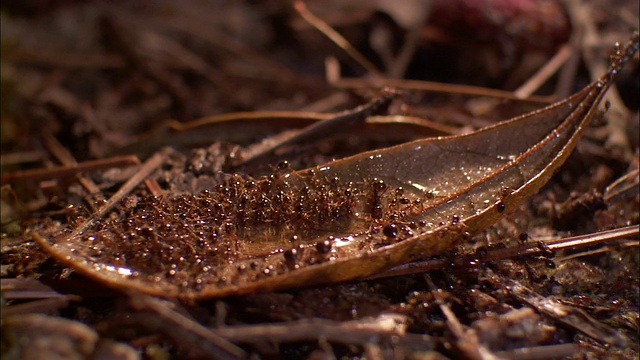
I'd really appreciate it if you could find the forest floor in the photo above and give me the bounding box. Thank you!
[1,1,639,359]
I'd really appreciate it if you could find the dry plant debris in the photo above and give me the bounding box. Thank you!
[1,1,639,359]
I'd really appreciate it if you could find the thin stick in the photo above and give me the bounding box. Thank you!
[513,43,573,99]
[495,344,578,360]
[502,275,629,347]
[604,169,639,202]
[1,278,66,298]
[0,156,140,184]
[424,275,488,360]
[69,148,170,238]
[556,240,637,262]
[235,89,398,167]
[0,151,43,166]
[565,0,631,148]
[128,294,246,360]
[332,75,554,103]
[167,111,332,131]
[42,133,102,195]
[212,316,433,348]
[1,278,116,299]
[544,225,638,251]
[143,178,164,197]
[555,28,584,99]
[293,0,382,76]
[3,297,73,317]
[368,225,639,279]
[386,3,434,78]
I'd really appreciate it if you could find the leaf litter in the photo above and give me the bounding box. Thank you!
[30,33,639,301]
[2,2,639,359]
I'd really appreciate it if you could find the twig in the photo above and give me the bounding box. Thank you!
[555,240,637,262]
[544,226,638,250]
[293,0,383,76]
[127,294,246,360]
[2,278,116,299]
[513,43,573,99]
[501,275,629,347]
[211,314,433,349]
[42,133,102,195]
[234,89,398,167]
[255,90,396,151]
[115,109,450,158]
[368,225,639,279]
[564,0,631,148]
[386,3,433,78]
[1,278,68,300]
[143,178,164,197]
[3,297,73,317]
[603,168,639,202]
[327,58,553,103]
[424,275,493,360]
[0,151,44,166]
[555,28,584,99]
[69,148,170,238]
[299,92,351,112]
[494,343,579,360]
[0,156,140,184]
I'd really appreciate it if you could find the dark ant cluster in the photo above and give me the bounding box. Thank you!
[69,167,431,291]
[365,179,436,246]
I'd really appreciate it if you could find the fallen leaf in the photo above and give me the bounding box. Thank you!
[32,33,638,300]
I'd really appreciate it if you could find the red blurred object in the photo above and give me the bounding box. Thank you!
[428,0,570,51]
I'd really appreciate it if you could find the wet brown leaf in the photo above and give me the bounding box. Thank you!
[32,34,638,300]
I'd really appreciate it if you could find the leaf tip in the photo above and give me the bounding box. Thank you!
[606,31,640,80]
